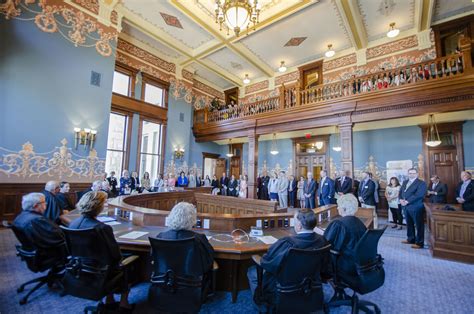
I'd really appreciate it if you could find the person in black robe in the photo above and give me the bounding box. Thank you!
[42,181,63,224]
[157,202,214,295]
[260,171,270,200]
[257,175,262,199]
[107,171,119,197]
[56,182,75,212]
[248,209,332,307]
[324,194,367,282]
[68,191,134,312]
[12,192,67,265]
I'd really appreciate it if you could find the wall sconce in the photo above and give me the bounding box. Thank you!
[174,147,185,160]
[74,127,97,150]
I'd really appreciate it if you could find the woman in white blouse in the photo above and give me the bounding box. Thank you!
[268,172,280,202]
[385,177,402,229]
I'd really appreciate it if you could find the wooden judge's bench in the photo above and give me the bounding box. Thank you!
[63,190,374,302]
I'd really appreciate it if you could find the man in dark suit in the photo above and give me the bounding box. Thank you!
[400,168,428,249]
[335,170,353,195]
[247,209,332,308]
[427,175,448,203]
[260,171,270,200]
[287,175,297,208]
[220,172,229,196]
[303,172,318,209]
[42,181,63,224]
[228,175,238,197]
[318,170,335,206]
[12,192,67,266]
[107,171,118,197]
[358,171,377,227]
[456,171,474,212]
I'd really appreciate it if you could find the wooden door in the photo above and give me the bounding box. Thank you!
[230,156,241,178]
[429,149,459,203]
[215,158,226,178]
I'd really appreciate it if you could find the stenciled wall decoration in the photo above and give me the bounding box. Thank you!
[0,0,118,57]
[0,139,105,183]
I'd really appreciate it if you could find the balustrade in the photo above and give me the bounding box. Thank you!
[194,49,471,125]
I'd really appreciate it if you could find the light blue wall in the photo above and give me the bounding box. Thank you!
[257,138,293,170]
[463,120,474,169]
[0,18,114,156]
[353,126,423,168]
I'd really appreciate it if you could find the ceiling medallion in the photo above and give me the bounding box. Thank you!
[284,37,307,47]
[160,12,183,29]
[215,0,260,37]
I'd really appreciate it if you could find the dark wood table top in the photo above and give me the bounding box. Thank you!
[64,210,371,259]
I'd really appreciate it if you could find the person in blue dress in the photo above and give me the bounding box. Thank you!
[119,170,132,195]
[177,171,189,187]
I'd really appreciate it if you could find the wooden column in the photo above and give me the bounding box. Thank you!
[247,131,259,199]
[339,123,354,176]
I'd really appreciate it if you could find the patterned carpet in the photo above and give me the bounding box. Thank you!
[1,220,474,314]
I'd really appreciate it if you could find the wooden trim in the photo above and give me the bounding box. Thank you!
[108,109,133,172]
[202,152,220,179]
[115,62,138,98]
[140,74,170,109]
[432,14,474,57]
[112,93,167,122]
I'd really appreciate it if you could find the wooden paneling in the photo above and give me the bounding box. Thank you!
[425,203,474,264]
[0,183,91,222]
[195,193,278,215]
[111,93,168,122]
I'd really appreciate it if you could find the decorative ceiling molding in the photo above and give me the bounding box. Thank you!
[117,39,176,73]
[275,71,299,86]
[323,53,357,72]
[336,0,368,49]
[245,80,270,95]
[160,12,183,29]
[284,37,307,47]
[415,0,436,31]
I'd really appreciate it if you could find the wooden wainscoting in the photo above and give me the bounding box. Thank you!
[195,193,279,215]
[0,183,92,223]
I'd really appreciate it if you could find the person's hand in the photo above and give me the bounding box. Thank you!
[338,192,343,196]
[358,196,363,202]
[457,197,465,204]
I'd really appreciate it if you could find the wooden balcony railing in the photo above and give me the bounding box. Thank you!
[194,42,472,125]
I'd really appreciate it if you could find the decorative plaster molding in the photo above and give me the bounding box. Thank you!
[1,0,118,57]
[0,139,105,183]
[193,79,224,99]
[117,38,175,73]
[72,0,99,14]
[274,71,299,86]
[366,35,418,60]
[417,29,432,50]
[324,53,357,71]
[182,69,194,81]
[245,80,269,95]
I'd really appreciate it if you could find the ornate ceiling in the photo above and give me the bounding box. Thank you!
[113,0,473,90]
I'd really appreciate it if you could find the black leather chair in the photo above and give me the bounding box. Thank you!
[252,245,332,314]
[11,227,66,305]
[60,226,138,313]
[328,226,387,314]
[148,237,218,313]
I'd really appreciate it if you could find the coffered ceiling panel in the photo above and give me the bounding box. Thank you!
[204,47,267,81]
[187,63,235,90]
[121,0,215,49]
[121,22,183,59]
[357,0,415,42]
[433,0,474,22]
[239,1,352,71]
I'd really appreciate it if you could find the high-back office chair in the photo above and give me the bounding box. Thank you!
[328,226,387,314]
[11,226,66,305]
[60,226,138,313]
[148,237,217,313]
[252,245,332,314]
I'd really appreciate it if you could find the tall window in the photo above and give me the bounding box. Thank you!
[112,70,131,96]
[139,119,163,183]
[143,82,164,107]
[105,112,129,175]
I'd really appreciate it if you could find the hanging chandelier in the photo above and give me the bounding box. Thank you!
[215,0,260,37]
[226,139,234,157]
[425,114,442,147]
[332,126,342,152]
[270,133,279,155]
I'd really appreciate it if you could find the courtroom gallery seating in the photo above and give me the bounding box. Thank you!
[60,226,139,313]
[328,226,387,313]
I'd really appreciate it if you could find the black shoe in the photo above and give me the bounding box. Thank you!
[104,301,120,311]
[119,304,135,314]
[391,225,398,228]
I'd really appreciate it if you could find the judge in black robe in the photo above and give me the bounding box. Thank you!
[12,192,67,265]
[42,181,63,224]
[324,194,367,282]
[248,209,332,306]
[157,202,214,295]
[68,191,134,310]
